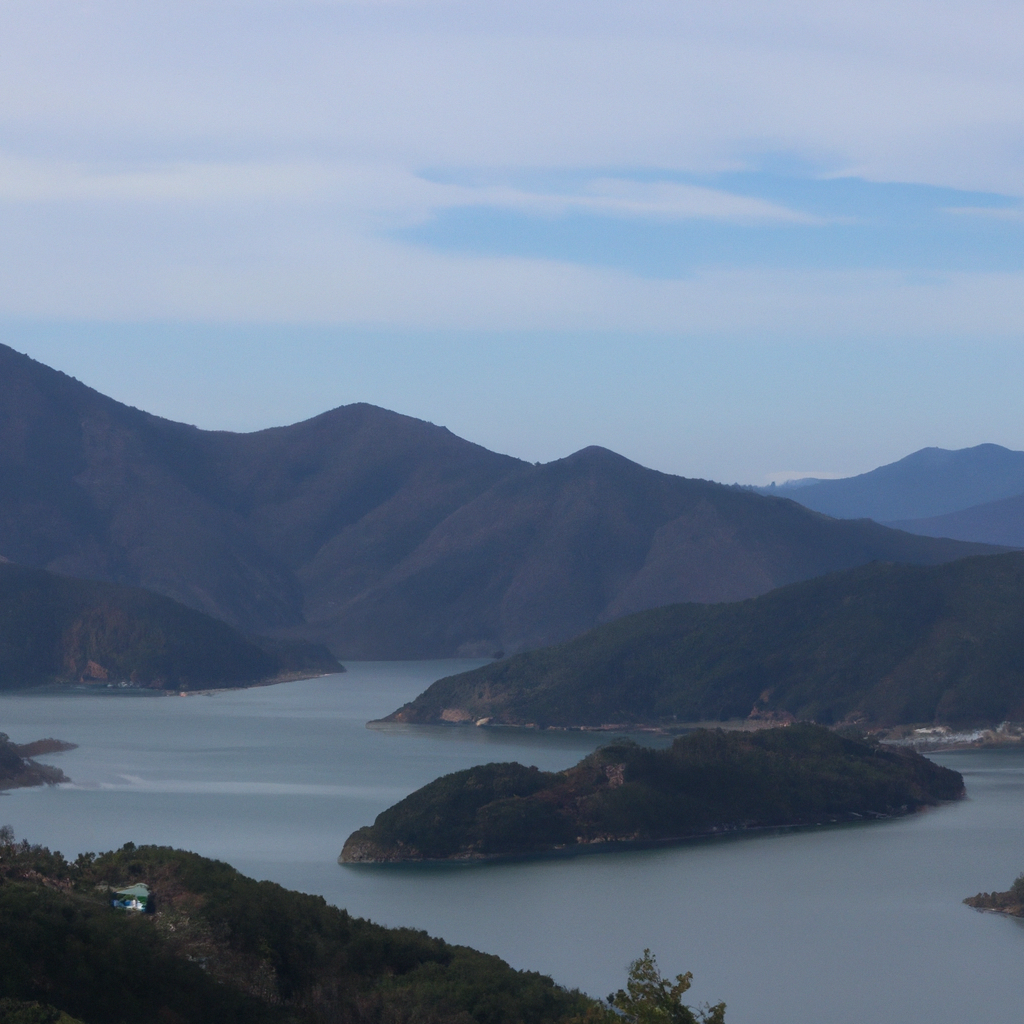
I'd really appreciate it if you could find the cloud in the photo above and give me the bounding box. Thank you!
[2,193,1023,338]
[1,2,1022,191]
[0,152,820,230]
[0,1,1022,331]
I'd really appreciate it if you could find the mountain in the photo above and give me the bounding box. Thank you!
[0,561,338,691]
[756,444,1024,522]
[341,725,963,862]
[0,344,521,639]
[311,446,999,657]
[383,552,1024,728]
[0,344,1001,658]
[889,492,1024,548]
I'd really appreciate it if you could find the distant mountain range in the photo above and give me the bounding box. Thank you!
[888,492,1024,548]
[384,552,1024,729]
[0,561,338,691]
[0,344,1003,658]
[757,444,1024,547]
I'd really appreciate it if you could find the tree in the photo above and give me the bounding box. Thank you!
[608,950,725,1024]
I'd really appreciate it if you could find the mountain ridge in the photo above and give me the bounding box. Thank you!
[888,491,1024,548]
[757,443,1024,522]
[0,344,1004,658]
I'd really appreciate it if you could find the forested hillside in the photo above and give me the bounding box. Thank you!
[385,552,1024,728]
[0,836,595,1024]
[0,562,338,691]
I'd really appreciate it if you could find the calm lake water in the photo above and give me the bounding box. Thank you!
[2,662,1024,1024]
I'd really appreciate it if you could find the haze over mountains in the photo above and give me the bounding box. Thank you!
[760,444,1024,547]
[0,344,1004,659]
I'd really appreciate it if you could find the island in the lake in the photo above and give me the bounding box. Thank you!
[340,724,964,863]
[964,874,1024,917]
[0,733,75,790]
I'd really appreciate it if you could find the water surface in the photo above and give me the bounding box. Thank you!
[2,662,1023,1024]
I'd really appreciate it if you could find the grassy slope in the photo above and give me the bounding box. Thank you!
[0,839,594,1024]
[341,724,964,862]
[385,552,1024,728]
[0,562,339,691]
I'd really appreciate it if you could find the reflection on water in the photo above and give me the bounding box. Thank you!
[3,662,1024,1024]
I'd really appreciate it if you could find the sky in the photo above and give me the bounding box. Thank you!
[2,0,1023,484]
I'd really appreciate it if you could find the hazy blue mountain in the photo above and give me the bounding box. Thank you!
[0,344,1001,659]
[755,444,1024,521]
[890,492,1024,548]
[312,446,998,658]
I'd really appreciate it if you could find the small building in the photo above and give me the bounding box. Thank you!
[111,883,150,912]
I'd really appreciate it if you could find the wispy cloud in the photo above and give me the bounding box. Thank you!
[0,154,817,225]
[944,205,1024,221]
[0,1,1022,327]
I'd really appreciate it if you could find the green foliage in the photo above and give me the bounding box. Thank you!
[392,552,1024,728]
[0,562,338,691]
[0,1000,84,1024]
[0,834,595,1024]
[1010,873,1024,900]
[609,951,725,1024]
[342,724,964,862]
[351,763,568,859]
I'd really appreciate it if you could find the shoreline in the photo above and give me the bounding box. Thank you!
[341,799,961,867]
[0,669,342,699]
[370,716,1024,752]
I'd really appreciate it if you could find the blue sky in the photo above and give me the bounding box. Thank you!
[1,1,1023,484]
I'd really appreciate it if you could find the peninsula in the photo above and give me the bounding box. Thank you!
[964,874,1024,917]
[383,553,1024,730]
[0,733,74,790]
[0,561,339,692]
[340,724,964,863]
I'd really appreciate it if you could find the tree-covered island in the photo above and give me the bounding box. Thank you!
[340,724,964,863]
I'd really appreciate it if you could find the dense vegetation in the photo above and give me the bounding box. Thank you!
[0,830,596,1024]
[341,725,963,862]
[0,562,339,691]
[964,872,1024,917]
[606,950,725,1024]
[0,999,84,1023]
[0,734,69,791]
[386,553,1024,729]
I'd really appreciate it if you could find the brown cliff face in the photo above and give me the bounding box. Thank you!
[0,344,1002,659]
